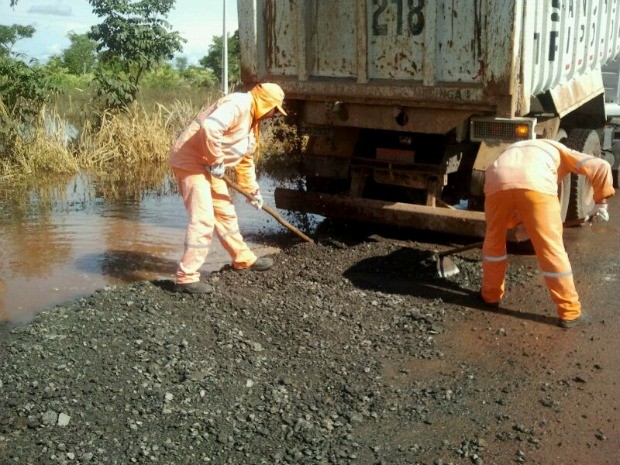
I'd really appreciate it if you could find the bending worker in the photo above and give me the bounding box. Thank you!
[168,83,287,294]
[481,138,615,328]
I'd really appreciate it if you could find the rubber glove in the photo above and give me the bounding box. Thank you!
[249,190,263,210]
[588,203,609,223]
[209,162,225,179]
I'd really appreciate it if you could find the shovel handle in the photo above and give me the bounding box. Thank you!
[437,241,484,258]
[222,175,314,243]
[436,220,587,259]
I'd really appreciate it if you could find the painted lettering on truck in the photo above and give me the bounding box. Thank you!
[533,0,572,65]
[535,0,618,68]
[372,0,425,36]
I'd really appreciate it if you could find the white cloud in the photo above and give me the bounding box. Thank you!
[28,4,72,17]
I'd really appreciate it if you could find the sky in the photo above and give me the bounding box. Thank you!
[0,0,239,64]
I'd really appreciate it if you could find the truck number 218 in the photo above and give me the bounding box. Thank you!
[372,0,425,36]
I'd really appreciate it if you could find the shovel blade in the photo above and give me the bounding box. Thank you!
[436,255,460,278]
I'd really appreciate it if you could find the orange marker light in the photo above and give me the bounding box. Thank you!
[515,124,530,138]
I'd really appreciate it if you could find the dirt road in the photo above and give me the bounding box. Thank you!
[1,201,618,464]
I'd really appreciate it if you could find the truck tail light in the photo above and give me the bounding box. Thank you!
[470,117,536,142]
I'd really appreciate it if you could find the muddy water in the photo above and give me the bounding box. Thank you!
[0,174,298,325]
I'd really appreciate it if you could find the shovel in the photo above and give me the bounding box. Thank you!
[435,241,484,278]
[434,217,589,278]
[222,174,314,243]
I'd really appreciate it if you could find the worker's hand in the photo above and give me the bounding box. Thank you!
[248,190,263,210]
[588,203,609,223]
[208,162,225,179]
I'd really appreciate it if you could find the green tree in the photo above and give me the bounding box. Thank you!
[0,24,35,57]
[199,30,240,87]
[0,23,57,119]
[88,0,185,108]
[61,32,98,75]
[0,59,58,115]
[0,57,60,166]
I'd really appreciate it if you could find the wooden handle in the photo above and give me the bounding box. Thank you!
[437,241,484,258]
[222,175,314,243]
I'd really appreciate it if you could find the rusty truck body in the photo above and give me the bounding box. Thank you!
[237,0,620,237]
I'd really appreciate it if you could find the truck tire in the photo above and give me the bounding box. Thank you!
[563,128,601,220]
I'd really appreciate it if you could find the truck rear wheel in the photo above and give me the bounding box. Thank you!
[563,129,601,220]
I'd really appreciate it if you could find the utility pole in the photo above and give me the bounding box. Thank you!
[222,0,229,94]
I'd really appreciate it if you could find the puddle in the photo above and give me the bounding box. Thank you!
[0,173,311,325]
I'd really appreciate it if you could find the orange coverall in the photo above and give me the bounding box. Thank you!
[481,139,615,322]
[168,84,286,285]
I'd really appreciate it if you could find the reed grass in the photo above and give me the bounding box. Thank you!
[138,87,217,113]
[77,104,168,169]
[1,86,300,194]
[72,99,203,200]
[52,87,94,132]
[0,106,79,183]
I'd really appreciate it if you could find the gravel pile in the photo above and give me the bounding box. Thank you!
[0,237,557,465]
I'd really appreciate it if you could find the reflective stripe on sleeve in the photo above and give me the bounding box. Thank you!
[482,254,508,262]
[222,142,246,158]
[205,115,228,130]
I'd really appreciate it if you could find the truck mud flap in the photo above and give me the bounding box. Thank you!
[274,188,487,238]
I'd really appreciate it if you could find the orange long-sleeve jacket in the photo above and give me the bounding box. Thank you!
[168,92,259,194]
[484,139,615,202]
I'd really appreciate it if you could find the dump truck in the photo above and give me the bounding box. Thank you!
[237,0,620,238]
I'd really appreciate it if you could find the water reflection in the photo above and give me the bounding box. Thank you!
[0,171,299,325]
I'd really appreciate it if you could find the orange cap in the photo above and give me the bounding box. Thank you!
[250,82,287,118]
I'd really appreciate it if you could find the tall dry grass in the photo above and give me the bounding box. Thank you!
[73,100,201,200]
[78,104,169,169]
[76,97,210,168]
[1,86,300,197]
[0,106,79,183]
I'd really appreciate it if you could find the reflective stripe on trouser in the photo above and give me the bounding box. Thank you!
[482,189,581,320]
[173,168,256,284]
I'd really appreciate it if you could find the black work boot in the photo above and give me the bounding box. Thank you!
[478,291,500,309]
[235,256,274,272]
[559,310,591,329]
[173,282,214,294]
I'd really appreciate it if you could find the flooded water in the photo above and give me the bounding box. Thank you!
[0,173,305,325]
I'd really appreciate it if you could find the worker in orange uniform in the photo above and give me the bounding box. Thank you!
[480,138,615,328]
[168,83,287,294]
